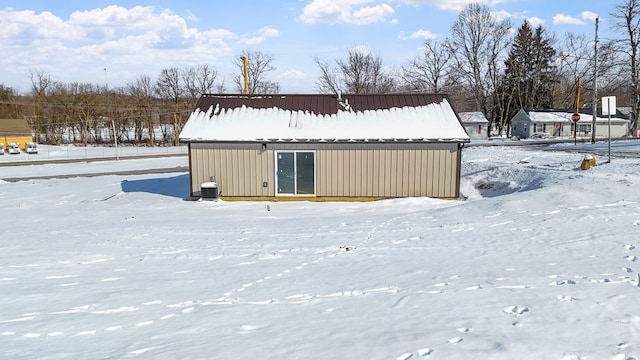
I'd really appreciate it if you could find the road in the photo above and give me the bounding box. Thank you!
[2,138,639,182]
[0,153,188,182]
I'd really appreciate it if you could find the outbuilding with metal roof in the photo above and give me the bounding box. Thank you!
[179,93,470,201]
[458,111,490,140]
[0,118,33,152]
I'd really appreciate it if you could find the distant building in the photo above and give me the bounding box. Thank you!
[179,94,470,201]
[0,118,33,151]
[458,112,489,140]
[510,109,630,139]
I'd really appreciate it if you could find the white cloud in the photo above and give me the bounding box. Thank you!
[486,11,543,29]
[259,26,280,38]
[279,69,309,80]
[553,13,584,25]
[491,10,512,21]
[352,3,394,24]
[398,0,511,11]
[185,9,198,23]
[527,16,545,28]
[299,0,395,25]
[0,6,247,92]
[239,26,279,45]
[350,45,372,56]
[581,11,599,22]
[0,9,81,40]
[398,29,437,41]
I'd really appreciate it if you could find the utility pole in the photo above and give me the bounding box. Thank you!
[591,17,599,144]
[241,56,249,95]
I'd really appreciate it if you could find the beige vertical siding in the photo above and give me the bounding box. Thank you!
[315,145,459,198]
[188,142,461,199]
[189,145,274,197]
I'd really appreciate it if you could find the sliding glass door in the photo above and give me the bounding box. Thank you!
[276,151,315,195]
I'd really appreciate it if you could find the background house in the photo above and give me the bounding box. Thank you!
[458,111,489,140]
[179,94,470,201]
[0,118,33,151]
[510,109,630,139]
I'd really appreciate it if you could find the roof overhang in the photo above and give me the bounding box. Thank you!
[180,137,471,144]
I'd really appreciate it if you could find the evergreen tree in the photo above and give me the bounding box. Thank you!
[505,21,556,109]
[495,21,556,135]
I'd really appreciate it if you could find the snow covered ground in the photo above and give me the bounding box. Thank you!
[2,142,640,360]
[0,144,187,163]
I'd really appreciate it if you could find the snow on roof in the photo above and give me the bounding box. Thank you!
[528,111,629,123]
[458,111,489,124]
[179,98,470,142]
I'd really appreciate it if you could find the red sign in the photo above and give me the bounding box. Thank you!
[571,113,580,122]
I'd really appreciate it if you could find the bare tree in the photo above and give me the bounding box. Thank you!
[156,68,189,145]
[0,84,20,119]
[29,69,54,142]
[126,75,156,145]
[401,39,453,93]
[448,3,512,118]
[315,48,397,94]
[155,68,183,103]
[182,64,222,101]
[314,56,341,94]
[612,0,640,134]
[233,50,280,94]
[555,33,619,109]
[127,75,154,99]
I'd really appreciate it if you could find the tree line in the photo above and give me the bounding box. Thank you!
[1,1,639,146]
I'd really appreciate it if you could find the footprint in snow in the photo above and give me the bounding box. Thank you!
[503,305,529,315]
[448,337,463,344]
[626,255,637,262]
[417,348,433,356]
[549,279,576,286]
[617,342,630,349]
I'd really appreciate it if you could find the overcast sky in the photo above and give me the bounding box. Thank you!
[0,0,615,95]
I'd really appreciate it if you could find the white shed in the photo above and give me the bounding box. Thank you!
[458,112,489,140]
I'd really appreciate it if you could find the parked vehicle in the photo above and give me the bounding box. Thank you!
[0,143,4,155]
[25,142,38,154]
[8,142,20,154]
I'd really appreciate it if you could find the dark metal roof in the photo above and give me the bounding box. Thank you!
[0,118,32,136]
[194,93,452,115]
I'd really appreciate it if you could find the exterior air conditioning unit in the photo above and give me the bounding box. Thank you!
[201,181,219,200]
